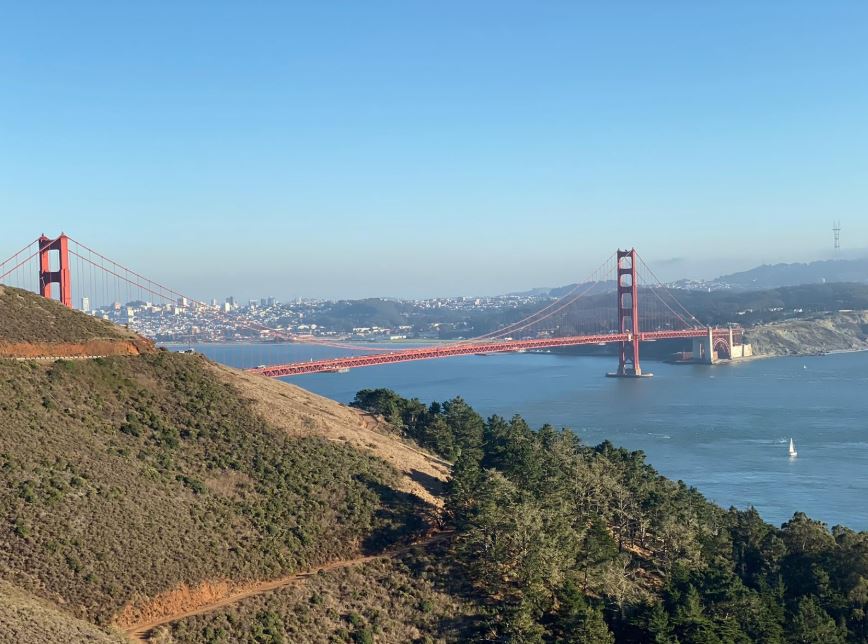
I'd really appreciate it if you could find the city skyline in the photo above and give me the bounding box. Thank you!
[4,3,868,299]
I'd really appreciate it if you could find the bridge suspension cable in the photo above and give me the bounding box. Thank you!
[469,253,617,342]
[635,253,704,329]
[69,241,386,350]
[1,233,728,376]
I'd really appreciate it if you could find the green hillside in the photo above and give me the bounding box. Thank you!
[0,352,434,627]
[0,291,446,641]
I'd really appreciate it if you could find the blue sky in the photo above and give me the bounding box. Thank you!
[2,2,867,299]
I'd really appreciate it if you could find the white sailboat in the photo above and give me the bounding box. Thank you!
[788,438,798,458]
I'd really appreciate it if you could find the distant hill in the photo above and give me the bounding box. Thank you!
[677,256,868,291]
[516,256,868,297]
[508,280,617,298]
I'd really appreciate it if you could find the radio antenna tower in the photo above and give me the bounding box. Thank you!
[833,220,841,250]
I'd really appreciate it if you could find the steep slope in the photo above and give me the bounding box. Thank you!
[745,310,868,356]
[212,363,450,507]
[0,353,434,627]
[162,544,473,643]
[0,289,449,641]
[0,580,126,643]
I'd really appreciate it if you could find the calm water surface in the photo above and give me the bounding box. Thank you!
[179,343,868,530]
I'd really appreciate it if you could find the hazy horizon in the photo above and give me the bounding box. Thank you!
[4,3,868,300]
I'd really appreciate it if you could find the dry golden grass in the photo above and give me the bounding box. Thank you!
[0,579,126,643]
[211,363,451,507]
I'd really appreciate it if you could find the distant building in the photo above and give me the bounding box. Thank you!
[81,296,90,312]
[226,296,236,308]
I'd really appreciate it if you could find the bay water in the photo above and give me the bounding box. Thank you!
[180,342,868,530]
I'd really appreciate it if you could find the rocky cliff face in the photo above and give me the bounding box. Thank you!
[745,311,868,356]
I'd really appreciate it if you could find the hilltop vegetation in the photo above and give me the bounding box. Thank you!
[0,285,140,345]
[711,257,868,291]
[0,285,151,356]
[665,282,868,327]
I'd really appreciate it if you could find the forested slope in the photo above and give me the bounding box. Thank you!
[351,389,868,643]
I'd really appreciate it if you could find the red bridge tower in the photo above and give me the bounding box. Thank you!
[611,248,650,377]
[38,233,72,308]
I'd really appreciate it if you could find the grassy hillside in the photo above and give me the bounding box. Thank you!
[0,285,153,357]
[0,348,437,633]
[0,285,141,344]
[0,579,126,643]
[164,545,477,643]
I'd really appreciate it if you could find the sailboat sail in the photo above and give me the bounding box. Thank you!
[788,438,798,457]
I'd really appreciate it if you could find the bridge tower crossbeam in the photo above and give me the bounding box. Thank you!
[38,233,72,308]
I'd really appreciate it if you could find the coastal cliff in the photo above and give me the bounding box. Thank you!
[745,310,868,357]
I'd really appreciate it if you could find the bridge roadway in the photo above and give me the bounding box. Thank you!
[248,328,737,378]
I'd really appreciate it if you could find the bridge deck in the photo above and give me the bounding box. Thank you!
[249,328,737,378]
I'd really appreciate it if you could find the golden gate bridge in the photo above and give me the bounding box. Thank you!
[0,234,742,378]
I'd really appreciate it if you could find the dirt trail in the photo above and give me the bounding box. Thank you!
[122,532,451,642]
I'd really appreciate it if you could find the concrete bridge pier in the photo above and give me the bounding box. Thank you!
[690,326,752,364]
[691,327,715,364]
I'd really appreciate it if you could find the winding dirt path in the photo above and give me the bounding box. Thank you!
[122,532,452,642]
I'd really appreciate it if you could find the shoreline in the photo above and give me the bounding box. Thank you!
[726,346,868,364]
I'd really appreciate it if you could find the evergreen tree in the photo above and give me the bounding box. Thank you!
[645,601,676,644]
[788,596,847,644]
[549,581,615,643]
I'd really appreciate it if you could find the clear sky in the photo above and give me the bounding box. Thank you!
[2,2,867,300]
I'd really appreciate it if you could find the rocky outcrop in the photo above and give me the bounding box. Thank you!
[745,311,868,356]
